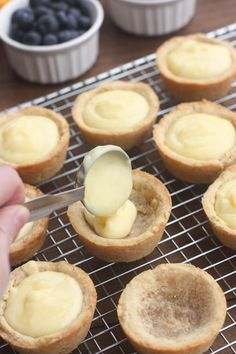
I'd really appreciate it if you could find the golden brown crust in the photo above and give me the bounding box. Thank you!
[67,170,172,262]
[202,165,236,249]
[0,261,97,354]
[0,106,70,184]
[9,184,48,266]
[153,100,236,184]
[117,263,227,354]
[157,34,236,101]
[72,80,159,150]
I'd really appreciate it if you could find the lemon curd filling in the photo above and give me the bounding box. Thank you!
[167,39,232,80]
[0,116,59,165]
[84,200,137,239]
[83,147,133,217]
[165,113,235,161]
[215,180,236,229]
[15,222,34,242]
[83,90,149,132]
[83,146,137,239]
[5,267,83,338]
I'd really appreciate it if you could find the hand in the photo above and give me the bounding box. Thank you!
[0,166,29,297]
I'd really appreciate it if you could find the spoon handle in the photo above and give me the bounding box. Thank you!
[24,186,85,222]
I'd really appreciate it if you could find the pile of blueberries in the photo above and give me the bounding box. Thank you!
[10,0,92,46]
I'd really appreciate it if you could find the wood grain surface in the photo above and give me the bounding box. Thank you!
[0,0,235,111]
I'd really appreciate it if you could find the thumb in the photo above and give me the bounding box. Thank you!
[0,205,29,247]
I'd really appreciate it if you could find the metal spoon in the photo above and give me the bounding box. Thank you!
[24,145,130,222]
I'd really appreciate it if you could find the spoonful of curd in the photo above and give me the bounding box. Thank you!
[24,145,132,222]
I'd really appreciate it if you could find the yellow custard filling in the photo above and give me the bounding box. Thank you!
[0,116,59,165]
[15,222,34,242]
[167,39,232,80]
[215,180,236,229]
[83,90,149,132]
[165,113,235,161]
[84,200,137,239]
[5,264,83,338]
[83,146,133,216]
[82,146,137,239]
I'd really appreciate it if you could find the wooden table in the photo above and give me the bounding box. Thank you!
[0,0,235,111]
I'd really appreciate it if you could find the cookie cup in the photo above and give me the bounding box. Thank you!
[157,34,236,101]
[72,81,159,150]
[202,165,236,249]
[10,184,48,266]
[153,100,236,184]
[118,263,227,354]
[0,261,97,354]
[67,170,171,262]
[0,106,70,184]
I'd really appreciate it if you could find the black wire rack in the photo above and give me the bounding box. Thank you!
[0,23,236,354]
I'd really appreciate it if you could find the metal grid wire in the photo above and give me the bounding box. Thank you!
[0,23,236,354]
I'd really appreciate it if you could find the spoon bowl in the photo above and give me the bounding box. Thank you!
[24,145,131,222]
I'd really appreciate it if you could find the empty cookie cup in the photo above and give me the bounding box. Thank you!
[118,263,227,354]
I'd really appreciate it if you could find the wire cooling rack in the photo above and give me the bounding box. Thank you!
[0,23,236,354]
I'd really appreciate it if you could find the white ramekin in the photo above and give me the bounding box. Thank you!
[0,0,104,84]
[106,0,196,36]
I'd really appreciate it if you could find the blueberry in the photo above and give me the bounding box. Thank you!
[66,14,78,30]
[30,0,51,8]
[10,23,25,43]
[68,0,84,8]
[36,14,59,35]
[43,33,58,45]
[78,15,91,30]
[67,0,79,7]
[78,2,90,16]
[23,30,42,45]
[58,30,80,43]
[34,6,54,18]
[12,8,35,30]
[49,2,68,12]
[57,11,80,30]
[68,7,81,21]
[56,10,68,27]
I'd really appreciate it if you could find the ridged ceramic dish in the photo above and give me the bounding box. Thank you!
[0,0,104,83]
[106,0,196,36]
